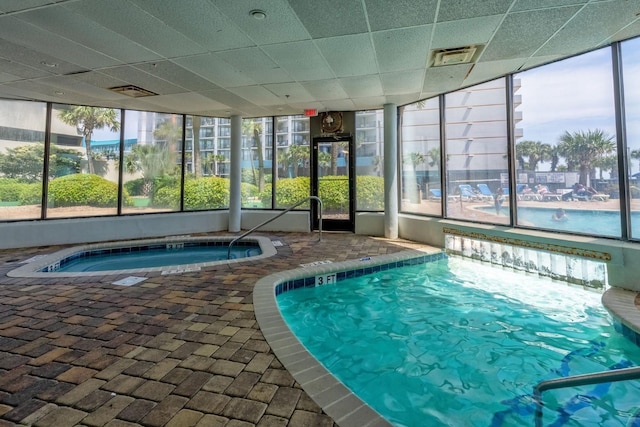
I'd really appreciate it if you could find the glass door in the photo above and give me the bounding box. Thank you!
[311,135,354,232]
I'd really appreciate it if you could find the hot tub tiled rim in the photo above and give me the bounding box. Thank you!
[6,235,278,278]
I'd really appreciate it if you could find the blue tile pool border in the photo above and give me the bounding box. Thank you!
[274,251,445,296]
[38,240,261,273]
[253,246,444,427]
[7,235,278,278]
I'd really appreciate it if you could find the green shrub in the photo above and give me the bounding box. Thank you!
[262,177,310,208]
[0,179,43,205]
[0,179,26,202]
[18,183,43,205]
[48,174,132,207]
[124,178,146,196]
[184,177,230,210]
[318,176,349,211]
[241,182,260,207]
[356,176,384,210]
[153,186,180,209]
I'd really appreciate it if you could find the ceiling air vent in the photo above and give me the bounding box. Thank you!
[109,85,158,98]
[430,46,478,67]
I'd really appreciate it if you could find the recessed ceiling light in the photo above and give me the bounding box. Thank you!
[250,9,266,20]
[54,91,64,95]
[40,61,58,68]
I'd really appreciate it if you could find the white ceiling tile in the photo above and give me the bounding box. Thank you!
[130,0,255,52]
[65,0,207,58]
[372,26,432,73]
[381,70,425,95]
[288,0,368,38]
[228,86,282,106]
[211,0,310,45]
[432,15,503,49]
[261,41,335,81]
[316,34,378,78]
[134,61,219,92]
[352,96,388,110]
[537,1,640,57]
[216,48,292,84]
[263,82,314,103]
[323,99,357,111]
[141,92,229,114]
[481,6,582,61]
[174,54,256,88]
[437,0,513,22]
[422,64,472,93]
[300,79,349,101]
[365,0,438,31]
[15,6,162,64]
[339,75,383,98]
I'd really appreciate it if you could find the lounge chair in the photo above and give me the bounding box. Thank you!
[429,189,441,200]
[429,188,459,202]
[476,184,496,201]
[458,184,480,201]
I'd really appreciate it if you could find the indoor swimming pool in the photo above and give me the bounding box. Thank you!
[277,256,640,426]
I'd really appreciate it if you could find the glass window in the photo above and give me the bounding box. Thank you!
[514,48,618,236]
[0,100,47,221]
[121,111,183,214]
[445,79,510,225]
[356,110,384,211]
[275,116,310,209]
[623,37,640,238]
[47,104,121,218]
[400,99,441,215]
[242,117,273,208]
[182,115,229,211]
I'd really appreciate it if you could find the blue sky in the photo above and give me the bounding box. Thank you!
[516,37,640,152]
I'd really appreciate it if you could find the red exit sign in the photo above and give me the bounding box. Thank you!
[304,109,318,117]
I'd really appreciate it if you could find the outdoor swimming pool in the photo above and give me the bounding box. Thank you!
[277,256,640,426]
[7,236,277,277]
[484,206,640,237]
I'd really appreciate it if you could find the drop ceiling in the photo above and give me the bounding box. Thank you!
[0,0,638,117]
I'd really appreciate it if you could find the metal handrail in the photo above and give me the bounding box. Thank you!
[534,366,640,427]
[227,196,322,259]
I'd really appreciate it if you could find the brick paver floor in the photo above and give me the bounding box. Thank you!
[0,232,430,427]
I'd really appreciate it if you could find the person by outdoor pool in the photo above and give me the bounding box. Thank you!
[552,208,568,221]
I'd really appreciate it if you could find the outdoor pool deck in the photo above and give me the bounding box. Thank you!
[0,232,430,427]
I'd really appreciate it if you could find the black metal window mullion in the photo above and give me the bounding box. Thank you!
[41,103,53,220]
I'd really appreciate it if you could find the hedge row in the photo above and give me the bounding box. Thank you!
[0,174,385,210]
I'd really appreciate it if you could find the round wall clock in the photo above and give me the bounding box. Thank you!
[321,111,343,133]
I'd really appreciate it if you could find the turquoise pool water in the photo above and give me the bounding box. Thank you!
[515,207,628,237]
[50,243,261,272]
[277,257,640,426]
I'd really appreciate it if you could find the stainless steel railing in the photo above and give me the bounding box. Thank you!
[534,365,640,426]
[227,196,322,259]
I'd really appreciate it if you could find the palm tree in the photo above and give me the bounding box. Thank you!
[557,129,615,185]
[515,140,551,171]
[242,119,265,192]
[205,153,226,176]
[404,152,425,202]
[57,106,120,174]
[191,116,202,177]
